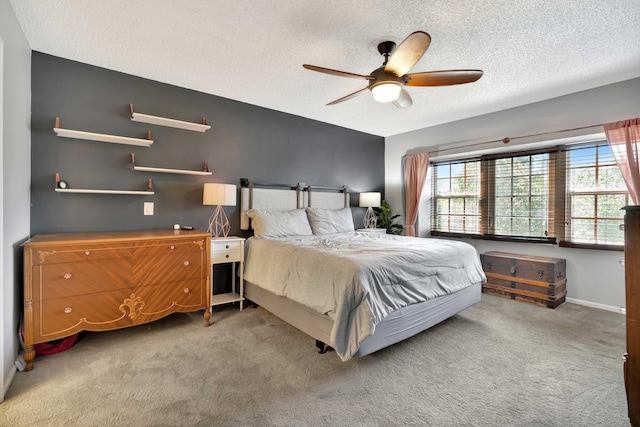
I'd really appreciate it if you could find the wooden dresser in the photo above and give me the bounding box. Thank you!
[623,206,640,426]
[22,229,211,371]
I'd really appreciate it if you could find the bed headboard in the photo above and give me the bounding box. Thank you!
[240,179,349,230]
[304,185,350,210]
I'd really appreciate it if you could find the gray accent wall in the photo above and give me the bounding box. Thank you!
[31,53,384,236]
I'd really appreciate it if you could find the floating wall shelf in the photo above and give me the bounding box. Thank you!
[130,104,211,132]
[130,153,212,176]
[55,173,154,195]
[54,117,153,147]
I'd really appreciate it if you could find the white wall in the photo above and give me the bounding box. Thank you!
[385,78,640,311]
[0,0,31,402]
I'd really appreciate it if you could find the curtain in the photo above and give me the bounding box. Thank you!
[404,153,429,236]
[604,118,640,205]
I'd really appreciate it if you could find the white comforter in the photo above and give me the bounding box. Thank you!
[244,232,486,360]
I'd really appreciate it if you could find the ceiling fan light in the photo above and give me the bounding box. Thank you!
[371,82,401,103]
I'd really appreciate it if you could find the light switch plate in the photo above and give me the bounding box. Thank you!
[144,202,154,215]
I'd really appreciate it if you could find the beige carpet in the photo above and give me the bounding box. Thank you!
[1,295,630,426]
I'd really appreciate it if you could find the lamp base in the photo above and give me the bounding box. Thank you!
[208,205,230,238]
[363,206,378,229]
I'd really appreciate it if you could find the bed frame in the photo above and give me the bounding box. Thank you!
[239,179,481,357]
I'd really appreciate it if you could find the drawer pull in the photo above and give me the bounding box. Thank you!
[184,288,190,293]
[225,244,230,249]
[63,273,72,279]
[183,260,190,266]
[225,254,230,259]
[64,307,72,314]
[171,245,175,250]
[85,251,91,256]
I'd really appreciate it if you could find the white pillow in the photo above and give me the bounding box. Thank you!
[305,207,355,235]
[246,209,313,238]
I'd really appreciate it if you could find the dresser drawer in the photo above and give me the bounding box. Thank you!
[31,245,133,265]
[133,250,205,286]
[134,239,205,257]
[211,240,243,263]
[34,258,132,301]
[34,280,207,342]
[34,290,135,340]
[142,279,206,313]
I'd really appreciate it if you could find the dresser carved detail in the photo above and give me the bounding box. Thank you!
[22,229,212,371]
[119,294,146,320]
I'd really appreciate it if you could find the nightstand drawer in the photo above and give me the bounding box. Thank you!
[211,240,243,264]
[211,250,242,263]
[211,240,243,253]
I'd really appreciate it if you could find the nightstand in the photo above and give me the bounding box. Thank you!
[357,228,388,234]
[210,236,245,312]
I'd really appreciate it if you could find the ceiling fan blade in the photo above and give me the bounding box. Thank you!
[303,64,374,80]
[326,87,370,105]
[405,70,483,86]
[393,88,413,108]
[384,31,431,77]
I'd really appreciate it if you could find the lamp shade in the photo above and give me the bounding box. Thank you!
[203,183,236,206]
[359,192,381,208]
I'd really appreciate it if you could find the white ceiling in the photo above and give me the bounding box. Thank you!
[9,0,640,137]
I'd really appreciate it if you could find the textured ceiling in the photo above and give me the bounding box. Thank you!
[9,0,640,137]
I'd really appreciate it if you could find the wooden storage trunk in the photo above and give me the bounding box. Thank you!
[480,251,567,308]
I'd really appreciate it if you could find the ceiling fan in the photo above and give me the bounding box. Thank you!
[303,31,483,108]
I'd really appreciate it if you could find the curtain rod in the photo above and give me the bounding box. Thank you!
[422,120,628,156]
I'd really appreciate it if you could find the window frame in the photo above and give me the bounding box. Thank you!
[430,141,629,250]
[431,158,481,237]
[481,149,557,243]
[559,141,629,251]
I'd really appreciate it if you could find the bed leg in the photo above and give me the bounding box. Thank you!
[315,340,333,354]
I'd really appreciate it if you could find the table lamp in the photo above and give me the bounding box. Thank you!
[203,183,236,238]
[359,192,381,229]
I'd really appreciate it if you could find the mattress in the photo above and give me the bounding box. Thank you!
[244,279,481,358]
[244,232,486,360]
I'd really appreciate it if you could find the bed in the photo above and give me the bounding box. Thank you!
[240,180,486,361]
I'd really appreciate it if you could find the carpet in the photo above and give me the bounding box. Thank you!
[1,294,629,426]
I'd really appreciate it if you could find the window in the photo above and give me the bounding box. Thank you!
[430,140,630,249]
[564,143,629,247]
[432,160,480,235]
[487,153,551,239]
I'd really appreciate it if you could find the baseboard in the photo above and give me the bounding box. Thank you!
[566,297,625,314]
[2,365,17,403]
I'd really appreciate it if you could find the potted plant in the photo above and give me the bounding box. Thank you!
[376,200,404,235]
